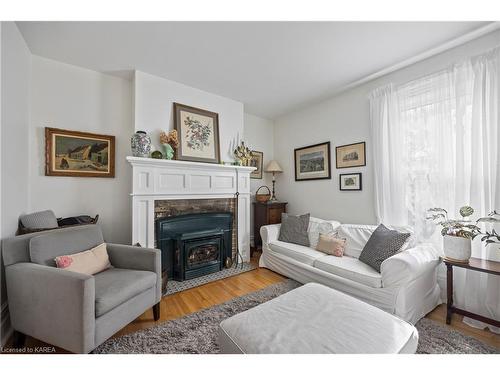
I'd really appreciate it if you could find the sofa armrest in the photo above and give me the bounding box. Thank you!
[260,224,281,249]
[381,244,440,287]
[5,262,95,353]
[106,243,162,302]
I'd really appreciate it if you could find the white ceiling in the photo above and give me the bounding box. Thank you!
[17,21,493,119]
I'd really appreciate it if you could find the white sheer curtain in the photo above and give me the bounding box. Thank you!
[370,47,500,332]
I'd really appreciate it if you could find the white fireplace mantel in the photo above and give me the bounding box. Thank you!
[126,156,255,262]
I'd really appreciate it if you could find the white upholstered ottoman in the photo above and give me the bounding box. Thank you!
[218,283,419,354]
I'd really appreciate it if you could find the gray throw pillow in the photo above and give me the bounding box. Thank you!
[278,213,310,247]
[19,210,58,229]
[359,224,411,272]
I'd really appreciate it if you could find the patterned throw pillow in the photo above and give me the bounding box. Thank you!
[358,224,411,272]
[316,233,347,256]
[278,213,311,247]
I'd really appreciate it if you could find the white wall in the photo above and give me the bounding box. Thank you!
[273,29,500,224]
[1,22,31,237]
[29,56,133,244]
[0,21,31,346]
[134,71,244,162]
[244,113,275,242]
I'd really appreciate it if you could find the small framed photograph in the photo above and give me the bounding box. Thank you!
[294,142,331,181]
[45,127,115,178]
[249,151,263,179]
[174,102,221,164]
[339,173,362,191]
[336,141,366,168]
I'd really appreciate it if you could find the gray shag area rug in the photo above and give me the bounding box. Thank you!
[164,262,257,295]
[94,280,498,354]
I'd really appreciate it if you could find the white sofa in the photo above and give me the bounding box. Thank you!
[259,219,441,324]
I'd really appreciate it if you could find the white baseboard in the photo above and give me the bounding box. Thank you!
[1,301,12,347]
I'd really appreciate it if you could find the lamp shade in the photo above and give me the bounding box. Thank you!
[265,160,283,173]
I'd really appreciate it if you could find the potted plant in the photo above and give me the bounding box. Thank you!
[427,207,500,262]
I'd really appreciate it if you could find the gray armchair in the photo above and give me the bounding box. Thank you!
[1,225,161,353]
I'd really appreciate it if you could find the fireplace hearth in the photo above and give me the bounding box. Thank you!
[156,212,233,281]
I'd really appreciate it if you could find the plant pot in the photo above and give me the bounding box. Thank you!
[443,235,472,263]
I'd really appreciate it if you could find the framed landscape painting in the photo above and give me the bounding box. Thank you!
[336,141,366,168]
[294,141,331,181]
[250,151,263,179]
[45,127,115,178]
[339,173,362,191]
[174,102,220,164]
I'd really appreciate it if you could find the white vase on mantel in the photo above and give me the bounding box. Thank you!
[443,235,472,263]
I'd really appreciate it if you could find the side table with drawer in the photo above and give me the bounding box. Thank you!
[252,201,287,254]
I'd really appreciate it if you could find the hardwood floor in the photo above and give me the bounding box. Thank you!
[7,251,499,352]
[426,304,499,349]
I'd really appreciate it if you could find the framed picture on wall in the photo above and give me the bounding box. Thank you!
[294,141,331,181]
[336,141,366,168]
[249,151,263,179]
[45,127,115,178]
[339,173,362,191]
[173,102,221,164]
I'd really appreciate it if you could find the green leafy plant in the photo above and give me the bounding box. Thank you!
[426,207,500,245]
[476,211,500,245]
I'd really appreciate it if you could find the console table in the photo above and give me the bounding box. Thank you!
[444,257,500,327]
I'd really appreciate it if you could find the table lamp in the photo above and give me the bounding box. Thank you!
[264,160,283,201]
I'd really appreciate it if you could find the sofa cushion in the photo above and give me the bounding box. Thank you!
[316,233,346,257]
[338,224,413,259]
[269,240,325,266]
[359,224,411,272]
[94,268,157,317]
[308,217,340,249]
[29,225,104,266]
[278,213,310,247]
[313,255,383,288]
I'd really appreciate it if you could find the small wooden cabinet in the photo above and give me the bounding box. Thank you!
[253,201,287,249]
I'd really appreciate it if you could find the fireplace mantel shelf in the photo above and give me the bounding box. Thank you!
[126,156,256,172]
[127,155,255,262]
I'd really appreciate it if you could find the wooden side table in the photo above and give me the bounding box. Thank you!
[252,201,287,252]
[444,257,500,327]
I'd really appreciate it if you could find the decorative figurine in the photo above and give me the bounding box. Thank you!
[233,141,252,166]
[151,150,163,159]
[160,129,179,160]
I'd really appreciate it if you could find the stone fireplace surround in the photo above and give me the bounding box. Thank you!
[127,156,255,263]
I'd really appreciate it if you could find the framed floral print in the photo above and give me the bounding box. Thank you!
[173,103,220,164]
[249,151,263,179]
[339,173,362,191]
[45,127,115,178]
[294,141,331,181]
[336,141,366,168]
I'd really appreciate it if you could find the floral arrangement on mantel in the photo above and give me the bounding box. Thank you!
[426,206,500,245]
[159,129,179,160]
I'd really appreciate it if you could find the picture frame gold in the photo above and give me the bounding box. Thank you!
[45,127,115,178]
[250,151,263,179]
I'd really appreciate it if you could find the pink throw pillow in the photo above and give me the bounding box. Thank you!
[316,233,347,257]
